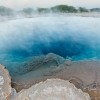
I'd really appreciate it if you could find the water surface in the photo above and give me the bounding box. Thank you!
[0,16,100,75]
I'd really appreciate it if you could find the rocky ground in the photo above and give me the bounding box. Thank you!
[0,64,91,100]
[0,64,11,100]
[10,53,100,100]
[12,79,90,100]
[1,53,100,99]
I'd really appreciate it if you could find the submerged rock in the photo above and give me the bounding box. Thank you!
[13,79,90,100]
[19,53,66,74]
[0,64,12,100]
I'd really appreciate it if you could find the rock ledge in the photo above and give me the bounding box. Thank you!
[13,79,90,100]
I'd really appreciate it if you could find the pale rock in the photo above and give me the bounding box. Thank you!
[0,64,12,100]
[13,79,90,100]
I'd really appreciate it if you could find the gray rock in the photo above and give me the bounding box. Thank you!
[0,64,12,100]
[13,79,90,100]
[19,53,65,74]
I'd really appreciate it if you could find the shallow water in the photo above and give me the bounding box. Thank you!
[0,16,100,75]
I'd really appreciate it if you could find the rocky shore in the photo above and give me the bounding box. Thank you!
[0,64,11,100]
[12,79,90,100]
[10,53,100,100]
[0,64,90,100]
[1,53,100,99]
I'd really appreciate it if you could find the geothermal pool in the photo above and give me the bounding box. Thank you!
[0,16,100,76]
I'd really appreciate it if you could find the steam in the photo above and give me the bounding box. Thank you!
[0,16,100,63]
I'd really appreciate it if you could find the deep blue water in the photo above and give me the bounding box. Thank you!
[0,16,100,75]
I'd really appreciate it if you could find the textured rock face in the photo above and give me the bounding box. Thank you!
[13,79,90,100]
[0,64,91,100]
[0,64,12,100]
[20,53,65,74]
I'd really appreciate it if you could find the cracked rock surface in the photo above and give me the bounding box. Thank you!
[0,64,91,100]
[0,64,11,100]
[13,79,90,100]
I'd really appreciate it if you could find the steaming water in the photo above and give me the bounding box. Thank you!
[0,16,100,75]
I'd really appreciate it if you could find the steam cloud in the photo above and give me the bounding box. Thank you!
[0,16,100,64]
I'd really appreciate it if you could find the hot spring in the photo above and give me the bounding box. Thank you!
[0,16,100,76]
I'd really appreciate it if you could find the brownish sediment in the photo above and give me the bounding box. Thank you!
[0,64,91,100]
[1,61,100,99]
[12,60,100,90]
[11,58,100,99]
[1,53,100,99]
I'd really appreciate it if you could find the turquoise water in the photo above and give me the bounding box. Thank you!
[0,16,100,75]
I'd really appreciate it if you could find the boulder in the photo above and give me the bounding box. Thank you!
[13,79,90,100]
[19,53,65,74]
[0,64,12,100]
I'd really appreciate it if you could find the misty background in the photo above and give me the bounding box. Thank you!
[0,4,100,21]
[0,0,100,9]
